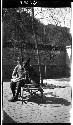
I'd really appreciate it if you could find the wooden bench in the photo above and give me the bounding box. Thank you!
[21,84,43,104]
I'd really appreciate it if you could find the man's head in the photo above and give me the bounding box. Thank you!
[17,57,22,65]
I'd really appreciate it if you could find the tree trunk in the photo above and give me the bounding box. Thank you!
[31,7,42,85]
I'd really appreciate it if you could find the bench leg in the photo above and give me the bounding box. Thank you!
[21,87,23,97]
[41,90,43,103]
[22,88,24,104]
[39,87,43,103]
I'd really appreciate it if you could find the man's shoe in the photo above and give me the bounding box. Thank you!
[8,97,18,102]
[8,97,14,102]
[13,96,18,100]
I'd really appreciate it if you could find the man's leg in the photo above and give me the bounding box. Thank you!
[14,79,24,99]
[10,81,16,97]
[10,79,27,101]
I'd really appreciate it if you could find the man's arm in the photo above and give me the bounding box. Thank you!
[12,65,18,79]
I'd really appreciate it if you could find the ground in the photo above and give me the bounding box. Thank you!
[2,78,72,123]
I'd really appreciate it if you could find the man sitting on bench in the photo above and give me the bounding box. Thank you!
[9,57,30,102]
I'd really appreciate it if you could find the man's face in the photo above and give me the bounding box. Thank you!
[17,60,21,64]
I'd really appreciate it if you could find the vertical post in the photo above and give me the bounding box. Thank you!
[20,40,24,64]
[45,64,46,78]
[14,41,15,60]
[20,41,23,63]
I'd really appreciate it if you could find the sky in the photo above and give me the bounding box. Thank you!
[34,7,71,28]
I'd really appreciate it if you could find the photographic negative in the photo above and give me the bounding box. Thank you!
[1,0,72,124]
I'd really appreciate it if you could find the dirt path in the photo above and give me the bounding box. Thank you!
[2,78,71,123]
